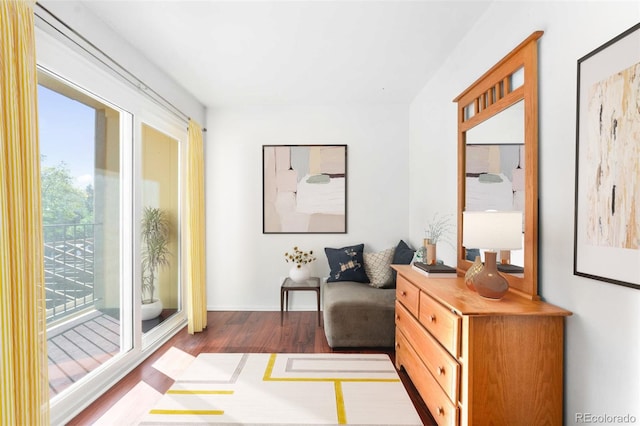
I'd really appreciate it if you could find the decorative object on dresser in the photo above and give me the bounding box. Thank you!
[412,262,457,278]
[462,210,522,299]
[464,255,482,290]
[284,246,316,283]
[574,22,640,290]
[424,213,454,265]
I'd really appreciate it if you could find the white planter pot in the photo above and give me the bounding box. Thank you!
[141,299,163,320]
[289,265,311,283]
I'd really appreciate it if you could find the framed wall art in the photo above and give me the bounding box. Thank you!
[574,22,640,290]
[263,144,347,234]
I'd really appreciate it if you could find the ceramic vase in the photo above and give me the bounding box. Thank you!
[289,265,310,283]
[425,240,437,265]
[473,251,509,299]
[464,255,483,291]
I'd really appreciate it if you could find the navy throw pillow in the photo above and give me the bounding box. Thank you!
[325,243,370,283]
[390,240,415,287]
[392,240,415,265]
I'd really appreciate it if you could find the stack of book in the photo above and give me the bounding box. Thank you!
[497,263,524,274]
[412,262,457,278]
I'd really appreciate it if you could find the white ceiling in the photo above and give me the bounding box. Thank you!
[80,1,491,108]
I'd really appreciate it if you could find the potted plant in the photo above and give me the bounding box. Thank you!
[424,213,454,265]
[141,206,171,320]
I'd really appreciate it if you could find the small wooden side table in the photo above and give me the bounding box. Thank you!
[280,276,321,326]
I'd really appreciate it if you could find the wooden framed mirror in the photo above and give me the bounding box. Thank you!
[453,31,542,300]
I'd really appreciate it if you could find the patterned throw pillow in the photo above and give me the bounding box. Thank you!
[363,247,395,288]
[325,244,370,283]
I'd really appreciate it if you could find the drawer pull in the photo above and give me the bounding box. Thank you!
[429,314,436,323]
[437,366,445,376]
[396,314,400,320]
[400,291,407,296]
[437,406,445,416]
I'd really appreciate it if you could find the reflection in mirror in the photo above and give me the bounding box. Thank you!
[465,145,524,212]
[464,101,525,268]
[466,100,524,145]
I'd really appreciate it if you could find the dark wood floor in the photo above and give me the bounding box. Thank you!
[68,311,436,425]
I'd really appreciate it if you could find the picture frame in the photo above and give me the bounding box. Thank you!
[574,22,640,290]
[263,144,347,234]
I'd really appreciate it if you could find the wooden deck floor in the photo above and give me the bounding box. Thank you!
[47,309,177,397]
[47,310,120,396]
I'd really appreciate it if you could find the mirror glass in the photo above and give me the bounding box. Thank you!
[464,101,525,269]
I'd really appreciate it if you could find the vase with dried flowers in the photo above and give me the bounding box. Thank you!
[424,213,455,265]
[284,246,317,283]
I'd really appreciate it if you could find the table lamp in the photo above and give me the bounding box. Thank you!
[462,210,523,299]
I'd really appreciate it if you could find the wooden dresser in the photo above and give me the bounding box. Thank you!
[393,265,571,426]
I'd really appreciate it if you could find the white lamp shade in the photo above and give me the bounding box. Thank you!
[463,211,523,250]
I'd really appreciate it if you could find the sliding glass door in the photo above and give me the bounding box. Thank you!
[36,23,189,422]
[140,123,182,335]
[38,70,132,398]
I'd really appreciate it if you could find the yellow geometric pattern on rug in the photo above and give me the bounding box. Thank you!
[262,353,400,424]
[140,353,422,425]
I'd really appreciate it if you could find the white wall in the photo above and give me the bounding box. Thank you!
[409,1,640,423]
[37,1,206,125]
[206,105,410,310]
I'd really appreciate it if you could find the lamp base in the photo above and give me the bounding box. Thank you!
[474,251,509,299]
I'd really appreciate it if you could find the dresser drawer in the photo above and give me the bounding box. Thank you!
[396,274,420,317]
[419,292,461,358]
[396,301,459,403]
[396,330,458,426]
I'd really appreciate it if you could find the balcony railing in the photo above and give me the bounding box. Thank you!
[44,223,95,324]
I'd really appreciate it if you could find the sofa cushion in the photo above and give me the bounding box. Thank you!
[392,240,415,264]
[325,243,369,283]
[363,247,395,288]
[390,240,415,287]
[322,281,396,348]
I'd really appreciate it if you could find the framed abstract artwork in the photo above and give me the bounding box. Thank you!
[574,22,640,290]
[263,145,347,234]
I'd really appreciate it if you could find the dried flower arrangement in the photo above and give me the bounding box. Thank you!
[425,212,455,247]
[284,246,317,268]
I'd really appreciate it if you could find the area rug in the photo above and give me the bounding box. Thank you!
[139,353,422,425]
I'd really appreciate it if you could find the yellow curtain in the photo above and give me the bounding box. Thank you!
[185,120,207,334]
[1,1,50,424]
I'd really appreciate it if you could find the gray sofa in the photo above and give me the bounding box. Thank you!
[322,280,396,348]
